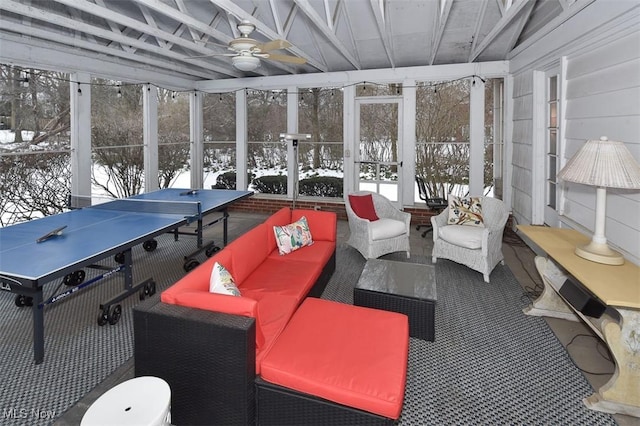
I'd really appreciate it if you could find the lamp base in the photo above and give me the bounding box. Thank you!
[575,241,625,266]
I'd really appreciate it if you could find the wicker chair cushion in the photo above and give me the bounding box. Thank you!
[260,298,409,420]
[370,218,406,241]
[348,194,379,221]
[438,225,484,249]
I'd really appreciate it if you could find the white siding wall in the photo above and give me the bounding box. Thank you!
[509,2,640,264]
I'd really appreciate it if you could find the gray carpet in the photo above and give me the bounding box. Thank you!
[0,232,203,426]
[0,241,616,425]
[324,245,616,425]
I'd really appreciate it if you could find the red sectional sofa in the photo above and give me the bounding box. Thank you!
[160,207,337,374]
[134,207,409,425]
[135,207,337,424]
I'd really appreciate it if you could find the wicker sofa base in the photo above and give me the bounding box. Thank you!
[134,250,336,426]
[255,377,395,426]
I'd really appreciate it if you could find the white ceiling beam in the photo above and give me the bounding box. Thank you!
[0,31,198,90]
[338,1,361,65]
[50,0,241,76]
[468,0,490,62]
[268,0,284,35]
[508,0,596,58]
[369,0,395,68]
[0,21,215,82]
[293,0,360,69]
[429,0,453,65]
[504,1,536,55]
[131,0,232,45]
[469,0,535,62]
[0,0,241,78]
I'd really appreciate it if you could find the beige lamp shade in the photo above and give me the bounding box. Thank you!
[557,136,640,265]
[557,136,640,188]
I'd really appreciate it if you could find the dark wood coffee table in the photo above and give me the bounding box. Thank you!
[354,259,437,341]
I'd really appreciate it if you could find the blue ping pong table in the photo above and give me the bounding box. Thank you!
[0,188,253,364]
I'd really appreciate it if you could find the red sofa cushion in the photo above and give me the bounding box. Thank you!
[292,209,337,242]
[241,258,323,301]
[348,194,379,221]
[260,298,409,420]
[161,247,235,304]
[226,223,270,283]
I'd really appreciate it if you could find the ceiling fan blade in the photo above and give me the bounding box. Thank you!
[257,39,291,52]
[265,53,307,64]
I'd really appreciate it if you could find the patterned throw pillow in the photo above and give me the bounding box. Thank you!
[273,216,314,255]
[447,196,484,227]
[209,262,241,296]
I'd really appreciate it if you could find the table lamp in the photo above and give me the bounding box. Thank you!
[557,136,640,265]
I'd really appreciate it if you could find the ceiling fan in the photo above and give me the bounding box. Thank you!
[191,20,306,71]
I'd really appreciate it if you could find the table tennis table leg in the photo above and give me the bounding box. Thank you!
[33,288,44,364]
[222,208,229,246]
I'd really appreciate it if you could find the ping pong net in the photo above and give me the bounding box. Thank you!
[68,195,202,219]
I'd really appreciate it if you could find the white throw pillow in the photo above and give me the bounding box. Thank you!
[209,262,241,296]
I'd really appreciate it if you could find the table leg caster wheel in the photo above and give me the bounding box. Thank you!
[139,281,157,300]
[143,239,158,252]
[205,245,220,257]
[108,304,122,325]
[183,259,200,272]
[15,295,33,307]
[98,310,109,326]
[114,252,125,264]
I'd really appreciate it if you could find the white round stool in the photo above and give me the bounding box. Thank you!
[81,376,171,426]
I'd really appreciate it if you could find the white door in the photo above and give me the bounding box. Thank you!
[355,97,403,208]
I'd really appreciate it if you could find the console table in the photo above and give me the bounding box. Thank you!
[517,225,639,418]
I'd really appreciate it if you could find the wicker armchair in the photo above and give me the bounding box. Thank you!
[346,191,411,259]
[431,196,509,283]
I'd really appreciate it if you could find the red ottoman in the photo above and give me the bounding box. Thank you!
[257,297,409,425]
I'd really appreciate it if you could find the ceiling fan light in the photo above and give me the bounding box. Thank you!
[232,55,260,71]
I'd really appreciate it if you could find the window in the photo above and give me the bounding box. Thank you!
[484,78,505,198]
[298,87,344,198]
[247,89,287,194]
[204,92,236,188]
[91,81,144,198]
[0,65,71,225]
[546,75,559,209]
[415,79,470,202]
[158,90,190,188]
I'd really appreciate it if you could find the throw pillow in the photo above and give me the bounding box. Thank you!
[447,196,484,227]
[348,194,379,221]
[273,216,314,255]
[209,262,241,296]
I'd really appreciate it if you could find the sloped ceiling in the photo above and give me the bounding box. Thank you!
[0,0,593,82]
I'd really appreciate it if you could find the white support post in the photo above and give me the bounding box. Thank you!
[236,89,248,190]
[143,84,159,193]
[343,84,356,197]
[469,76,485,196]
[403,79,416,207]
[190,91,204,189]
[70,72,92,202]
